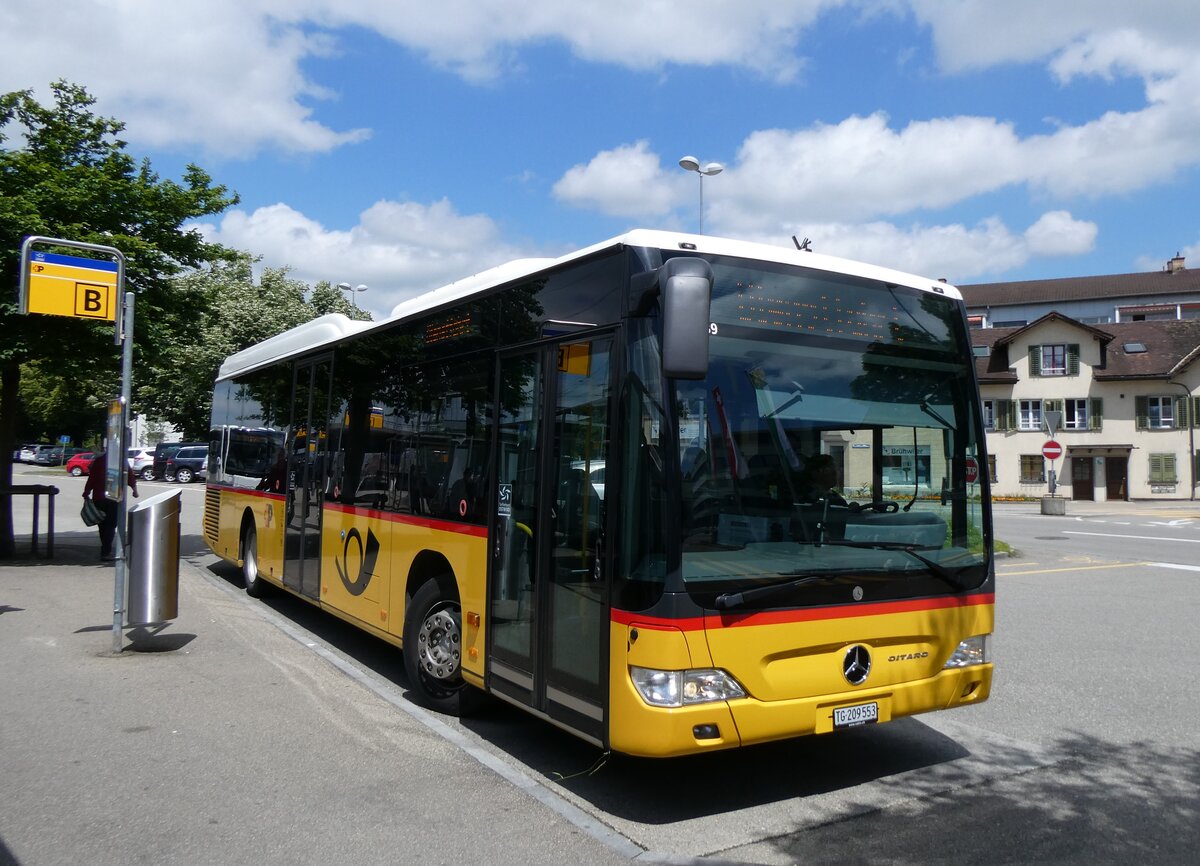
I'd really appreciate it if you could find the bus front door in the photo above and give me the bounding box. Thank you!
[489,337,613,746]
[283,357,332,600]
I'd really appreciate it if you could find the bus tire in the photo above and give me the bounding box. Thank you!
[403,580,483,716]
[241,522,268,598]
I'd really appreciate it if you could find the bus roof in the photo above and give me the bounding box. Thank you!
[216,229,961,381]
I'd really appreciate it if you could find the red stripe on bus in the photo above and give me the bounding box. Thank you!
[611,593,995,631]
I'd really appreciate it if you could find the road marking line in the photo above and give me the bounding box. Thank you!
[1147,562,1200,572]
[1000,561,1148,576]
[1064,530,1200,544]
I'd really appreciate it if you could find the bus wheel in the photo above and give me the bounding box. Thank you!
[241,523,268,598]
[403,580,482,716]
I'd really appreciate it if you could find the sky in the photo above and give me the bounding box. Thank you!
[3,0,1199,319]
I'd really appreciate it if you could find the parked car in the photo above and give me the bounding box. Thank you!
[24,444,56,463]
[65,452,96,477]
[165,446,208,483]
[36,446,87,466]
[149,441,206,481]
[127,447,154,478]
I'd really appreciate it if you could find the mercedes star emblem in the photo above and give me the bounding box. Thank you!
[843,645,872,685]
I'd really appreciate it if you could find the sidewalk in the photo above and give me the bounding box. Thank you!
[0,526,626,866]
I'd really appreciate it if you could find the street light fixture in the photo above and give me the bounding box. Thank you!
[337,282,368,308]
[678,155,723,234]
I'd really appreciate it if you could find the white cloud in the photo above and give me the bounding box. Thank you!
[1023,211,1098,257]
[0,0,843,156]
[197,199,529,315]
[0,0,370,158]
[552,142,687,219]
[735,216,1062,284]
[907,1,1200,73]
[283,0,839,83]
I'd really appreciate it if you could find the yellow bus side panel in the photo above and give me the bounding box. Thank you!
[315,510,489,679]
[210,489,287,587]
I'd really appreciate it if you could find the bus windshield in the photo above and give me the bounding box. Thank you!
[669,255,989,609]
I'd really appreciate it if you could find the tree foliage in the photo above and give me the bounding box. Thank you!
[0,81,239,556]
[143,257,370,438]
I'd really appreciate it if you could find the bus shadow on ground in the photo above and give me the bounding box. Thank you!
[199,553,997,824]
[764,733,1200,864]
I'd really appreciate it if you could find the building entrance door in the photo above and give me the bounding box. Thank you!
[1071,456,1094,501]
[1106,456,1129,501]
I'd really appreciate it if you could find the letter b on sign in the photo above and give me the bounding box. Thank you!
[75,283,110,319]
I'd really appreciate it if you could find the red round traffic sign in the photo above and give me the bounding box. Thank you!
[1042,440,1063,460]
[965,456,979,483]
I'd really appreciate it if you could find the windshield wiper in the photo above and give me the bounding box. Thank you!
[818,540,974,592]
[713,573,838,611]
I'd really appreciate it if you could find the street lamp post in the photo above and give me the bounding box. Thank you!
[678,155,723,234]
[337,282,368,308]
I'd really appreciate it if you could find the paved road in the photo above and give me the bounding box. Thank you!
[4,472,1199,864]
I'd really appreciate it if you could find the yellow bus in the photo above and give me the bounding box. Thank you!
[203,230,993,757]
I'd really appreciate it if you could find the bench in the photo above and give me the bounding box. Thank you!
[2,484,60,558]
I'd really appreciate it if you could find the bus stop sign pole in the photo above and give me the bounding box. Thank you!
[111,291,134,653]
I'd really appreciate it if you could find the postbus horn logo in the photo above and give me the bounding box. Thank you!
[336,527,379,596]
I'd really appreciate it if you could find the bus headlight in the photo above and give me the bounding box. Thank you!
[630,666,747,707]
[943,634,991,668]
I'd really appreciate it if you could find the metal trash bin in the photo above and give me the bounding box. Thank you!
[126,489,182,625]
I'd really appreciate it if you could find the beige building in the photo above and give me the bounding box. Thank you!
[973,314,1200,500]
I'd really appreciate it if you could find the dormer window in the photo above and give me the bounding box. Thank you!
[1029,343,1080,376]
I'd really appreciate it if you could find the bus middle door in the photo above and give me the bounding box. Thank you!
[283,356,332,600]
[488,336,613,746]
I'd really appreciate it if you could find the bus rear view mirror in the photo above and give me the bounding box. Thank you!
[660,257,713,380]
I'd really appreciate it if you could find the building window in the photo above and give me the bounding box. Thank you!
[982,400,996,430]
[1028,343,1080,377]
[987,455,997,482]
[1136,396,1177,430]
[1020,455,1045,483]
[1149,453,1178,484]
[1064,399,1088,430]
[1019,399,1042,431]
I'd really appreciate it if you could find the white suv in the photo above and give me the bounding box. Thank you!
[127,448,154,478]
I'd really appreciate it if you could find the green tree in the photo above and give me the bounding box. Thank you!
[140,257,370,438]
[0,81,238,557]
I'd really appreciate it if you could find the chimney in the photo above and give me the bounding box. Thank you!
[1167,253,1185,273]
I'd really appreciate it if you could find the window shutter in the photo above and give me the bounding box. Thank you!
[1006,399,1017,430]
[1028,346,1041,377]
[1044,398,1061,413]
[1149,454,1162,482]
[1135,396,1149,430]
[1165,454,1178,483]
[1068,344,1080,375]
[1177,396,1190,430]
[1089,398,1103,430]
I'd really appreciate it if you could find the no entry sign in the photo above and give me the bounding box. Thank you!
[1042,440,1063,460]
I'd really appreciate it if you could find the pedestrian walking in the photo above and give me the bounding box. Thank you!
[82,451,139,561]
